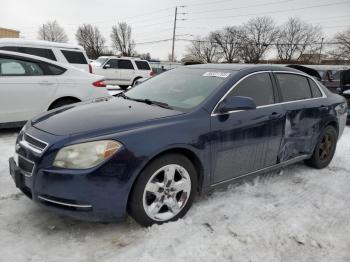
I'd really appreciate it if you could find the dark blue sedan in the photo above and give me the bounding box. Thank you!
[9,64,348,226]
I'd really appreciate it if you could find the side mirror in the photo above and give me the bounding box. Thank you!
[103,64,111,69]
[217,96,256,113]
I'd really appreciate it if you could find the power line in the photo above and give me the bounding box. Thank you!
[188,0,295,14]
[188,1,350,21]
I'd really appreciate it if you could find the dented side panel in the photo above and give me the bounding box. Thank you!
[278,98,330,162]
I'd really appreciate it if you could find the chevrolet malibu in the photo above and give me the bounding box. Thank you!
[9,64,348,227]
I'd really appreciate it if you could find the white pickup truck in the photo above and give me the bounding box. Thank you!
[91,56,154,90]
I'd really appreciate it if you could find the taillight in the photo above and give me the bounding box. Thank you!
[89,64,93,74]
[150,70,155,77]
[92,80,106,87]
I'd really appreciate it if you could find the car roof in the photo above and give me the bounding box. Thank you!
[187,63,300,73]
[97,56,147,61]
[0,38,84,51]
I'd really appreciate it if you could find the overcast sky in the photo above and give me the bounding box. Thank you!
[1,0,350,60]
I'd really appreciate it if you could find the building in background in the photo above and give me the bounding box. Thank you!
[0,27,20,38]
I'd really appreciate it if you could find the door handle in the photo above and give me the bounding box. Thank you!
[38,81,55,85]
[269,112,282,120]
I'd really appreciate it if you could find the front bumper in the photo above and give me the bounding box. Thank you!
[8,127,133,222]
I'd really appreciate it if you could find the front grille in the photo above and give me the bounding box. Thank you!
[18,155,35,175]
[23,133,47,151]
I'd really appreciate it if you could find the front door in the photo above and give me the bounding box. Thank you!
[103,59,121,85]
[211,72,285,184]
[0,55,58,123]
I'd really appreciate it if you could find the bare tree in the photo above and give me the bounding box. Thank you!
[186,36,218,63]
[239,17,279,63]
[211,27,242,63]
[38,20,68,43]
[276,17,323,62]
[76,24,106,59]
[329,27,350,60]
[111,22,135,56]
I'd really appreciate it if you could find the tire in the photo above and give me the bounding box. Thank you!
[305,125,338,169]
[128,154,198,227]
[119,85,129,91]
[49,98,79,110]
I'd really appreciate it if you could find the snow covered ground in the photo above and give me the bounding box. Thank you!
[0,127,350,262]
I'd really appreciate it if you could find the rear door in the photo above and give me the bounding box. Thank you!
[118,59,135,85]
[274,72,326,161]
[210,72,285,184]
[0,55,58,123]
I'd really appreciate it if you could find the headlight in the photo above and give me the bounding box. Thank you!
[53,140,122,169]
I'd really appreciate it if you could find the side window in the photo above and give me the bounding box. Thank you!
[46,64,66,75]
[308,79,322,98]
[0,57,43,76]
[227,73,275,107]
[118,59,134,69]
[276,74,312,101]
[61,50,87,64]
[105,59,119,68]
[135,60,151,70]
[0,46,56,61]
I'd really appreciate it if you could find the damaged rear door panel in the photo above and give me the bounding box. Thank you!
[274,72,328,162]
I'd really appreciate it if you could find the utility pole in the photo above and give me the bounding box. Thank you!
[171,7,178,62]
[171,6,186,62]
[319,37,324,64]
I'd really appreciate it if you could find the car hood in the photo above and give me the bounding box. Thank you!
[32,97,184,136]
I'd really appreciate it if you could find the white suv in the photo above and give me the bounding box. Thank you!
[91,56,153,90]
[0,38,91,73]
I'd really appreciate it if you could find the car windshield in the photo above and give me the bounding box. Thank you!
[125,68,231,110]
[91,58,108,67]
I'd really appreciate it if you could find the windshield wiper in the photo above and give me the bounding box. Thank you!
[133,98,173,109]
[115,92,173,109]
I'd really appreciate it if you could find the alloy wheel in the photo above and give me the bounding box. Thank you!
[142,164,191,221]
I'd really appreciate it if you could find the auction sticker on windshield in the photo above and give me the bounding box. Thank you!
[202,72,230,78]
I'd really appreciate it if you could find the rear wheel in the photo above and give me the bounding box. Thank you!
[305,125,338,169]
[49,98,79,110]
[128,154,197,227]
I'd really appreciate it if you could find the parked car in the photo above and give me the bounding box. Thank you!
[0,38,92,73]
[0,50,109,128]
[91,56,153,90]
[8,64,347,226]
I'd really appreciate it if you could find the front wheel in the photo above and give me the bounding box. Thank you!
[305,125,338,169]
[128,154,197,227]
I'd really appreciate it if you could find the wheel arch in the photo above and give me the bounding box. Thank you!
[127,146,205,207]
[47,96,81,110]
[132,76,143,85]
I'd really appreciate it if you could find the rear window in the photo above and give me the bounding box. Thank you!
[118,59,134,69]
[308,79,322,98]
[276,73,312,102]
[61,50,87,64]
[135,60,151,70]
[0,46,56,61]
